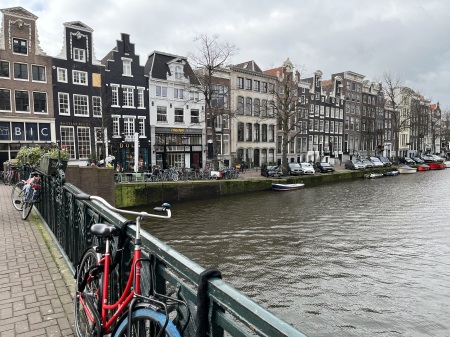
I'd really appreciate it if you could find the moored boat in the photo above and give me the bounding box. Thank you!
[444,161,450,168]
[364,172,384,179]
[398,165,417,174]
[384,170,399,176]
[417,164,430,171]
[272,183,305,191]
[428,162,446,170]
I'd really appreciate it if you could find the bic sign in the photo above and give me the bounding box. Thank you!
[4,122,51,141]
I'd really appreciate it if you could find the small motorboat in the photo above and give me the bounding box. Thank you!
[417,164,430,171]
[364,172,384,179]
[398,165,417,174]
[272,183,305,191]
[383,170,399,176]
[428,162,446,170]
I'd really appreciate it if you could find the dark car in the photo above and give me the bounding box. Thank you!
[379,157,392,167]
[315,162,335,173]
[413,157,424,164]
[399,157,415,165]
[345,160,365,170]
[261,165,282,178]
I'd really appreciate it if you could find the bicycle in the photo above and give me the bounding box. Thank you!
[11,170,42,219]
[2,164,20,185]
[74,194,189,337]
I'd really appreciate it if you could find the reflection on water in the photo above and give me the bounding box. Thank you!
[141,170,450,337]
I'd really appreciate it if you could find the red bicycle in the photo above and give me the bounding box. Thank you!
[74,194,189,337]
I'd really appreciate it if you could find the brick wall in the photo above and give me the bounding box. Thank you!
[65,166,115,206]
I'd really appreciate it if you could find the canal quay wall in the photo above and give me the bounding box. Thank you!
[114,168,381,208]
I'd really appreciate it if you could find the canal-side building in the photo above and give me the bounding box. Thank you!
[101,33,149,171]
[145,51,205,169]
[0,7,55,166]
[51,21,105,165]
[229,60,277,167]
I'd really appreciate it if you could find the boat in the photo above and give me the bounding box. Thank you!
[444,161,450,168]
[428,162,446,170]
[398,165,417,174]
[384,170,399,176]
[272,183,305,191]
[417,164,430,171]
[364,172,384,179]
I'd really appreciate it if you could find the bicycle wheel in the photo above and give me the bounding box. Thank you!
[113,308,180,337]
[11,181,25,211]
[75,248,102,337]
[172,173,179,181]
[22,191,34,220]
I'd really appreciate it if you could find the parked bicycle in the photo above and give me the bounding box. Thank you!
[2,164,20,185]
[11,169,42,220]
[74,194,189,337]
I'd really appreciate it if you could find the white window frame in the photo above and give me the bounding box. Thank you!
[111,84,119,107]
[123,116,135,137]
[12,38,28,55]
[77,127,91,159]
[122,86,134,107]
[32,91,47,114]
[92,96,102,117]
[57,68,67,83]
[0,88,12,112]
[138,117,146,137]
[73,70,88,86]
[73,94,89,116]
[122,58,132,76]
[31,65,46,83]
[73,48,86,62]
[112,115,120,136]
[137,87,145,108]
[157,106,167,122]
[58,92,70,115]
[60,126,76,159]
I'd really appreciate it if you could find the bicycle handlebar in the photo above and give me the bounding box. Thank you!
[75,193,171,219]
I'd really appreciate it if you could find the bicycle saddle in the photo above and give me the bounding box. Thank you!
[90,223,118,237]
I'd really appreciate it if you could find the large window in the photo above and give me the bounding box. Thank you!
[156,86,167,97]
[111,85,119,106]
[246,123,252,141]
[73,70,87,85]
[92,96,102,117]
[137,87,145,108]
[191,109,199,123]
[15,90,29,112]
[237,77,244,89]
[268,125,275,142]
[32,65,46,82]
[175,109,184,123]
[60,126,75,159]
[237,122,244,141]
[0,61,9,78]
[122,86,134,107]
[254,98,260,116]
[33,92,47,113]
[73,48,86,62]
[124,117,135,136]
[0,89,11,111]
[262,124,267,142]
[223,134,230,155]
[157,106,167,122]
[113,116,120,136]
[237,96,244,115]
[58,92,70,115]
[13,38,27,54]
[122,58,132,76]
[245,97,252,115]
[57,68,67,82]
[138,118,145,136]
[77,127,91,159]
[74,94,88,116]
[14,63,28,80]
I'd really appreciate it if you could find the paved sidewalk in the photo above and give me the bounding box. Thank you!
[0,184,75,336]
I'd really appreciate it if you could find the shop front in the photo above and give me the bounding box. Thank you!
[111,137,151,172]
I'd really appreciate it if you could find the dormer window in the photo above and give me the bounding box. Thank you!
[73,48,86,62]
[175,66,182,80]
[13,38,27,54]
[122,58,132,76]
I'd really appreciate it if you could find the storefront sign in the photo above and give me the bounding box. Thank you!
[0,122,51,141]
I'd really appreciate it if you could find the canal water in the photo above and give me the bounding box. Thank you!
[141,170,450,337]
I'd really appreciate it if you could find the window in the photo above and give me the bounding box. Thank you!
[0,89,11,111]
[57,68,67,82]
[77,127,91,159]
[137,88,145,108]
[92,96,102,117]
[122,58,132,76]
[246,123,252,141]
[123,117,135,136]
[174,88,184,99]
[262,99,267,117]
[262,124,267,142]
[175,66,182,80]
[268,100,274,117]
[0,61,9,78]
[58,93,70,115]
[13,38,27,54]
[33,92,47,113]
[175,109,184,123]
[237,96,244,114]
[268,125,275,142]
[156,86,167,97]
[74,94,88,116]
[73,70,87,85]
[157,106,167,122]
[60,126,75,159]
[254,98,260,116]
[254,123,260,142]
[111,85,119,106]
[15,90,29,112]
[138,118,145,136]
[237,122,244,141]
[122,86,134,107]
[223,134,230,155]
[237,77,244,89]
[73,48,86,62]
[191,109,199,123]
[14,63,28,80]
[32,65,46,82]
[246,79,252,90]
[254,80,260,92]
[112,116,120,136]
[245,97,252,115]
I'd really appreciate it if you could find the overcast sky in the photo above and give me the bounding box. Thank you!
[3,0,450,108]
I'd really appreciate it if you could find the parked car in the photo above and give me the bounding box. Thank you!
[261,164,282,178]
[369,157,384,168]
[288,163,302,175]
[360,159,374,169]
[413,157,424,164]
[300,162,315,175]
[315,162,335,173]
[399,157,415,165]
[344,160,365,170]
[379,157,392,167]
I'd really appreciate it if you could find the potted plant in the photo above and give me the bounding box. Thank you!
[39,147,70,175]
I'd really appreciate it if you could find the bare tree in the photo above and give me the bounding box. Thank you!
[189,34,238,170]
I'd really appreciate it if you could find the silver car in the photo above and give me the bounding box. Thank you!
[288,163,302,175]
[300,162,315,174]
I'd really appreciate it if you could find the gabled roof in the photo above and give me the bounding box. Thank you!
[1,7,38,20]
[233,60,263,73]
[63,21,94,33]
[264,67,283,76]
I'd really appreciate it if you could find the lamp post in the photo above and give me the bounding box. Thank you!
[182,135,188,170]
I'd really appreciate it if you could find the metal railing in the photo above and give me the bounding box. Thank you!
[31,167,308,337]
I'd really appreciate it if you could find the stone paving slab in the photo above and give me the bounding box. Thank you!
[0,183,75,336]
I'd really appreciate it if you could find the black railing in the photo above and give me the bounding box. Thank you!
[31,167,308,337]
